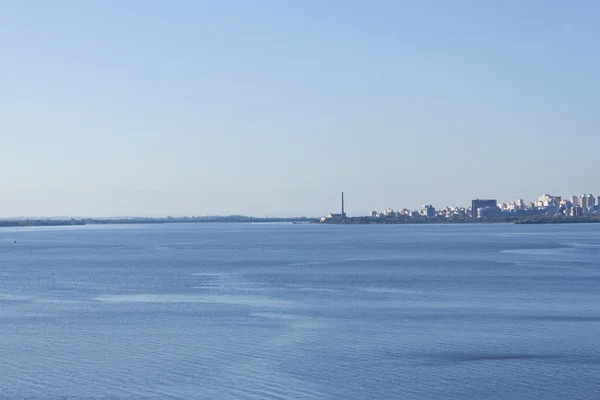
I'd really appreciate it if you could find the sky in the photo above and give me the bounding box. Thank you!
[1,0,599,217]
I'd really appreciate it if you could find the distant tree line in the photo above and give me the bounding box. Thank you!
[0,216,317,227]
[0,219,86,227]
[513,215,600,224]
[83,216,315,224]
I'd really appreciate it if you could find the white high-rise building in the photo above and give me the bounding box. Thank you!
[537,194,560,208]
[537,194,550,207]
[588,194,595,208]
[516,199,525,209]
[571,195,579,207]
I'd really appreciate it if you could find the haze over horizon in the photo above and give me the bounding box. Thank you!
[2,1,599,218]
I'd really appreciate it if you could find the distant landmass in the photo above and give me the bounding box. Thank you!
[1,215,599,228]
[319,215,600,225]
[0,216,315,227]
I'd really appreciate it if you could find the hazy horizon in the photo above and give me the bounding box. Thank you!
[2,1,599,217]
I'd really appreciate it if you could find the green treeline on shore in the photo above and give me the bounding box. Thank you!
[0,216,314,227]
[0,219,86,227]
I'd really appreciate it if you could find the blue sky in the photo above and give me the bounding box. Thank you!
[1,1,599,217]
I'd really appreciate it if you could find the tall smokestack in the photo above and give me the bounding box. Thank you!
[342,192,345,217]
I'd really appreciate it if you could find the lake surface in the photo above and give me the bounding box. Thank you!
[1,223,599,399]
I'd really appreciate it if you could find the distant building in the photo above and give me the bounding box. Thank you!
[515,199,525,209]
[371,210,377,218]
[325,192,347,220]
[537,194,561,208]
[514,209,527,217]
[578,194,597,210]
[588,194,595,208]
[477,206,501,219]
[472,199,497,218]
[423,205,436,218]
[398,208,411,216]
[571,195,579,207]
[326,213,344,220]
[581,194,589,210]
[545,205,559,215]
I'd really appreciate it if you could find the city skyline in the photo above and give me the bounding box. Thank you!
[370,191,600,220]
[371,192,600,211]
[2,2,600,217]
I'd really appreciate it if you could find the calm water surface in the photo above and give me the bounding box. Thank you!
[1,223,599,399]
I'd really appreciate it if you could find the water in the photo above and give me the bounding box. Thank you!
[1,223,599,399]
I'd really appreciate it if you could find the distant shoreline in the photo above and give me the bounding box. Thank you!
[1,215,599,228]
[0,216,315,228]
[319,216,600,225]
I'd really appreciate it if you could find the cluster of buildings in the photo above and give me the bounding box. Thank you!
[370,193,600,219]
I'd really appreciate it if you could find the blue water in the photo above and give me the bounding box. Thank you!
[1,223,599,399]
